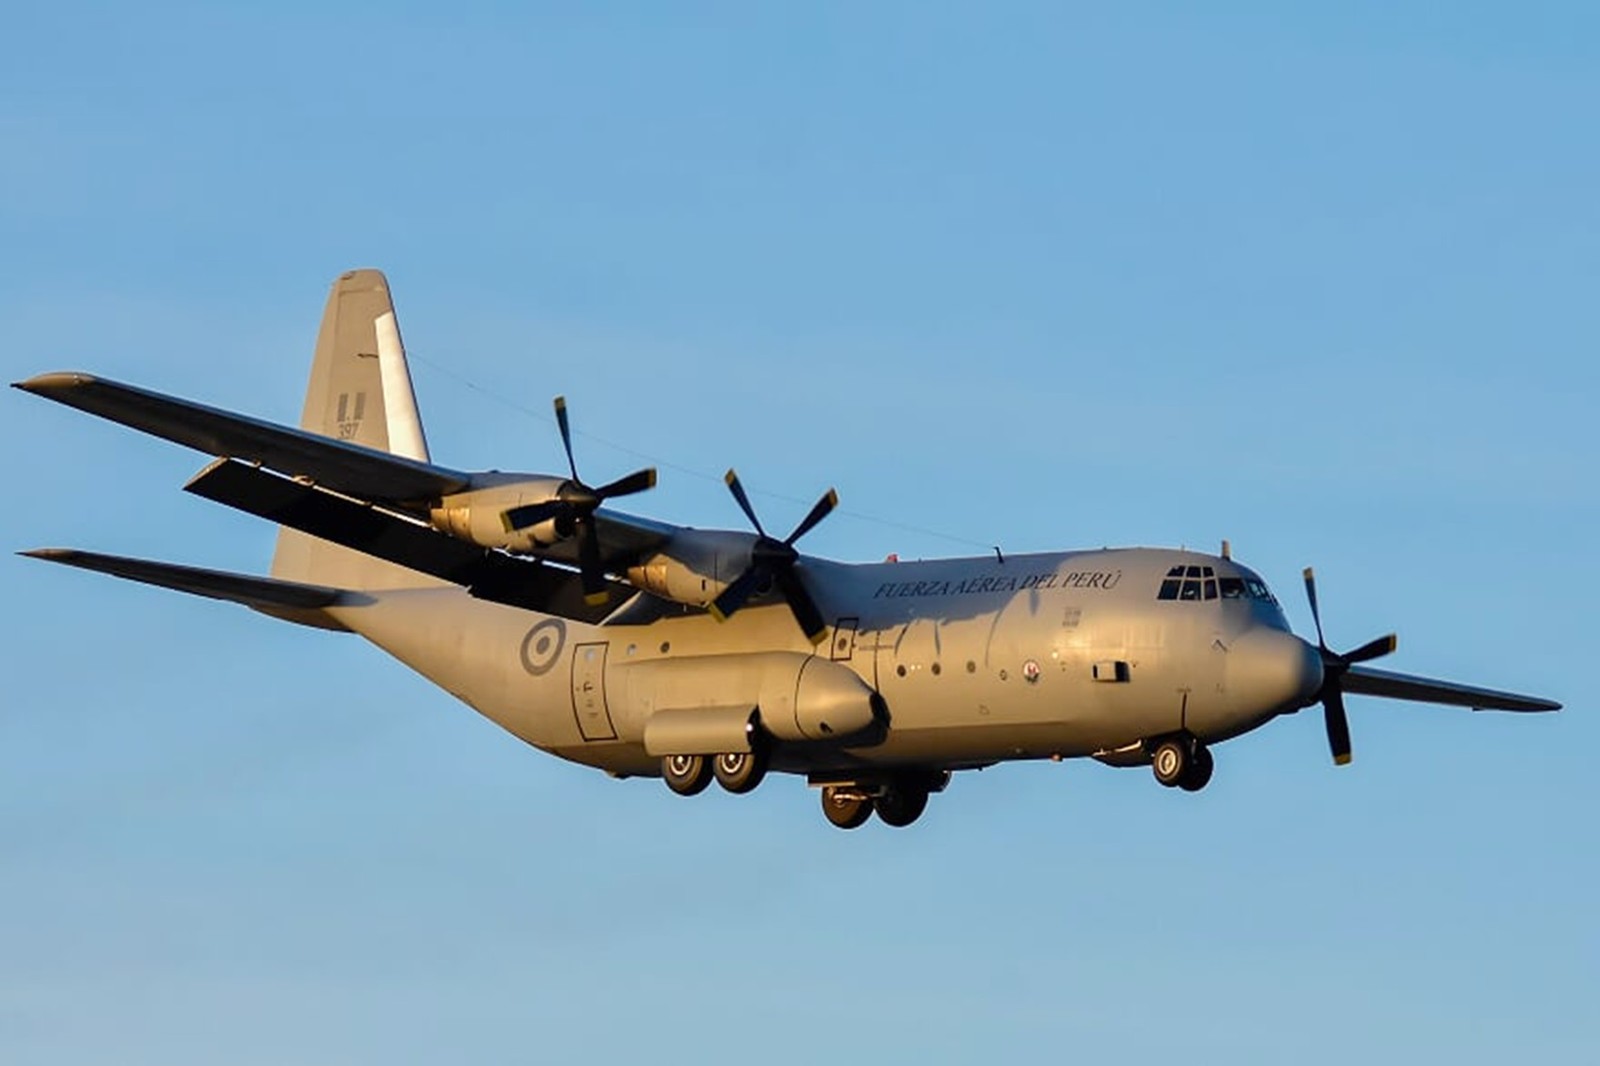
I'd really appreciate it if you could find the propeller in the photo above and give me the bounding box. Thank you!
[501,396,657,606]
[1302,566,1398,766]
[707,469,837,645]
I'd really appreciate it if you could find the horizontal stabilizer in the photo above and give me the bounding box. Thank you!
[1344,664,1561,712]
[13,372,470,503]
[186,458,627,623]
[20,548,349,631]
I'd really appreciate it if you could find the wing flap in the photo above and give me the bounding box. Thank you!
[21,547,349,630]
[1343,664,1561,713]
[185,458,627,623]
[13,372,470,503]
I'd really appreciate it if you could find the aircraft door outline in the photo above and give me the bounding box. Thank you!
[570,642,618,741]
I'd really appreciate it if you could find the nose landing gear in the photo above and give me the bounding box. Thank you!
[1151,736,1214,792]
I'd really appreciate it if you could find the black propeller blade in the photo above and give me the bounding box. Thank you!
[1302,566,1398,766]
[707,469,837,645]
[501,395,657,606]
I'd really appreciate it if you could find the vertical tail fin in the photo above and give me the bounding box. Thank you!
[270,269,447,591]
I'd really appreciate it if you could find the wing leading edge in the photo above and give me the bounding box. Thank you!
[13,372,470,503]
[1344,665,1560,713]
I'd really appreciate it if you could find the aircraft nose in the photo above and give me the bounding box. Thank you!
[1229,627,1324,714]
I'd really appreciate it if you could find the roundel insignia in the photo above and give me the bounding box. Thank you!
[520,618,567,676]
[1022,659,1042,684]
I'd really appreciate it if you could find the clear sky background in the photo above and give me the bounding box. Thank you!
[2,3,1596,1063]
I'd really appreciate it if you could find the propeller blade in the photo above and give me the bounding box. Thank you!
[1344,633,1398,665]
[1302,566,1327,650]
[785,488,839,547]
[774,566,828,645]
[595,467,657,500]
[502,499,566,532]
[577,519,608,606]
[553,395,578,482]
[723,469,766,537]
[708,566,768,623]
[1323,687,1353,766]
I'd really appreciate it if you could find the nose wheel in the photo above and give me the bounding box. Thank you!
[1151,737,1214,792]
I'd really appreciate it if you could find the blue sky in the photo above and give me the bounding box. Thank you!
[2,3,1596,1062]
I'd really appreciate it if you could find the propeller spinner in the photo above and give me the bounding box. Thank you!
[501,396,656,606]
[707,469,837,645]
[1302,566,1398,765]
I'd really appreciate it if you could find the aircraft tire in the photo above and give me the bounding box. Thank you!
[662,754,713,796]
[1178,745,1214,792]
[821,786,873,830]
[1151,738,1190,788]
[713,749,768,794]
[874,785,929,828]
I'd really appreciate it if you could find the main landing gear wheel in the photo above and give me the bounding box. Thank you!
[1151,738,1191,788]
[874,785,929,828]
[713,749,769,794]
[662,754,712,796]
[821,786,873,830]
[1178,745,1214,792]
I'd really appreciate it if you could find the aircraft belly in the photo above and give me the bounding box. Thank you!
[327,588,601,753]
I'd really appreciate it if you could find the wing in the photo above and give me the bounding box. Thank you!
[13,372,470,503]
[1344,665,1561,712]
[185,458,629,623]
[16,369,680,618]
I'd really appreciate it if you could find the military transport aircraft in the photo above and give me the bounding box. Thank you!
[15,269,1560,829]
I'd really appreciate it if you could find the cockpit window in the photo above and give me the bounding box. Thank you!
[1159,566,1274,604]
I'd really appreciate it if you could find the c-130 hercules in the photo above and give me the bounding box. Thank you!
[16,270,1560,829]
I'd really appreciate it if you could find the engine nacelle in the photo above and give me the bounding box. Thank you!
[624,530,756,609]
[429,472,568,552]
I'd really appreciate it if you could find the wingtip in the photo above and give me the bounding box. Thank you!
[13,371,95,395]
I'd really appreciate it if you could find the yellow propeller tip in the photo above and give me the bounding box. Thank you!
[706,604,728,623]
[723,469,738,486]
[584,591,610,607]
[805,630,827,646]
[825,488,839,507]
[554,395,567,409]
[1334,753,1353,766]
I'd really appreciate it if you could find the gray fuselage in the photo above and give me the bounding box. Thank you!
[326,546,1323,779]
